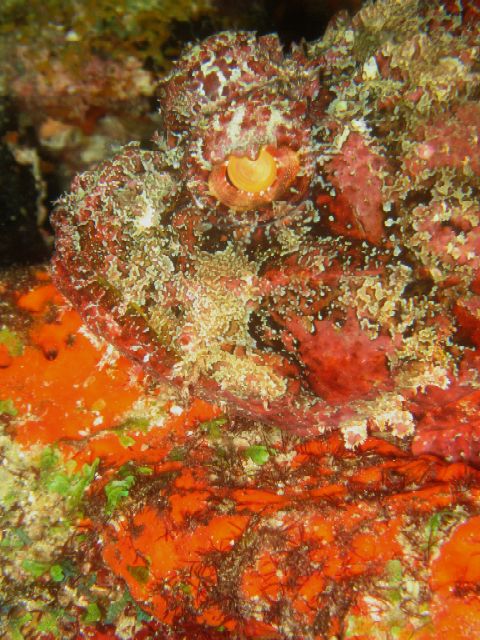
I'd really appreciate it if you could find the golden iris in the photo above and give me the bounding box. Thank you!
[226,146,277,193]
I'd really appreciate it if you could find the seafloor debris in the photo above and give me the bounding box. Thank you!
[52,0,480,465]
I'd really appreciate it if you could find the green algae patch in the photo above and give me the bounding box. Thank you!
[0,327,23,356]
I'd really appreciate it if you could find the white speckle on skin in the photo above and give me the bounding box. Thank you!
[170,405,184,416]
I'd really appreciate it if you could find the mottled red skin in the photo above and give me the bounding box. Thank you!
[285,312,394,404]
[454,297,480,348]
[412,386,480,467]
[405,104,480,178]
[52,6,480,458]
[160,32,286,130]
[321,132,389,245]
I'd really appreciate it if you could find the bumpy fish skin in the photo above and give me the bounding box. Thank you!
[52,1,480,456]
